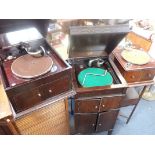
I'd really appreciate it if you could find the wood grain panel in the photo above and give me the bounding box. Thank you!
[126,32,152,51]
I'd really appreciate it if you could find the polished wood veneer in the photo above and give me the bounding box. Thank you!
[113,32,155,84]
[69,25,129,134]
[0,29,73,114]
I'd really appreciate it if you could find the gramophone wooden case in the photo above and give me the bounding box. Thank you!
[113,32,155,86]
[0,27,74,116]
[68,25,129,134]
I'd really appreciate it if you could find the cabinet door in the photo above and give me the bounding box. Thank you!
[99,96,122,112]
[96,110,119,132]
[75,99,100,113]
[74,113,97,134]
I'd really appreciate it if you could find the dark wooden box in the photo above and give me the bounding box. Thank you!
[68,25,129,134]
[0,27,74,115]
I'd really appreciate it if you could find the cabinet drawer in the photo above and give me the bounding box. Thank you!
[41,75,71,100]
[13,87,43,113]
[124,71,142,83]
[13,75,71,113]
[140,70,155,81]
[96,110,119,132]
[74,113,97,134]
[75,99,100,113]
[99,96,123,112]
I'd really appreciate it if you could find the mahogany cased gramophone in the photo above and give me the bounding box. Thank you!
[68,25,130,134]
[0,24,74,117]
[113,32,155,86]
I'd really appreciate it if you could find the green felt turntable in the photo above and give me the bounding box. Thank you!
[78,68,113,88]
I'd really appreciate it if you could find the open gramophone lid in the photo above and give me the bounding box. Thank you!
[78,68,113,88]
[11,54,53,79]
[121,48,151,65]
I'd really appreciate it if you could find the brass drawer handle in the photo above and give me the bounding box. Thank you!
[95,106,98,109]
[48,89,52,93]
[6,119,10,123]
[131,75,135,79]
[102,104,105,108]
[99,123,102,126]
[38,93,41,97]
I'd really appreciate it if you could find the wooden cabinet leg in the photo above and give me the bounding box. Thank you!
[126,86,147,124]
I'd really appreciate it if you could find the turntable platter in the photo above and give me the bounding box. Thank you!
[11,54,53,79]
[121,49,150,65]
[78,68,113,87]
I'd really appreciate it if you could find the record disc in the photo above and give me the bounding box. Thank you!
[11,54,53,79]
[121,49,150,65]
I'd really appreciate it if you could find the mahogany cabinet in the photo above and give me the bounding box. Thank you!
[68,25,129,134]
[75,110,119,134]
[0,27,74,115]
[74,96,122,134]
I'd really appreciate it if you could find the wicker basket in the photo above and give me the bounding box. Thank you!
[15,99,70,135]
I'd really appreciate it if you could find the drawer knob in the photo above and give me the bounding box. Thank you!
[95,106,98,109]
[131,75,135,79]
[48,89,52,93]
[148,73,152,78]
[102,104,105,108]
[92,124,95,126]
[38,93,41,97]
[6,119,10,123]
[99,123,102,126]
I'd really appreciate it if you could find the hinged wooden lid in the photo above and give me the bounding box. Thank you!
[113,32,155,71]
[68,25,130,59]
[0,28,43,49]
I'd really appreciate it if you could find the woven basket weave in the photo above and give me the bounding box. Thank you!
[15,99,69,135]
